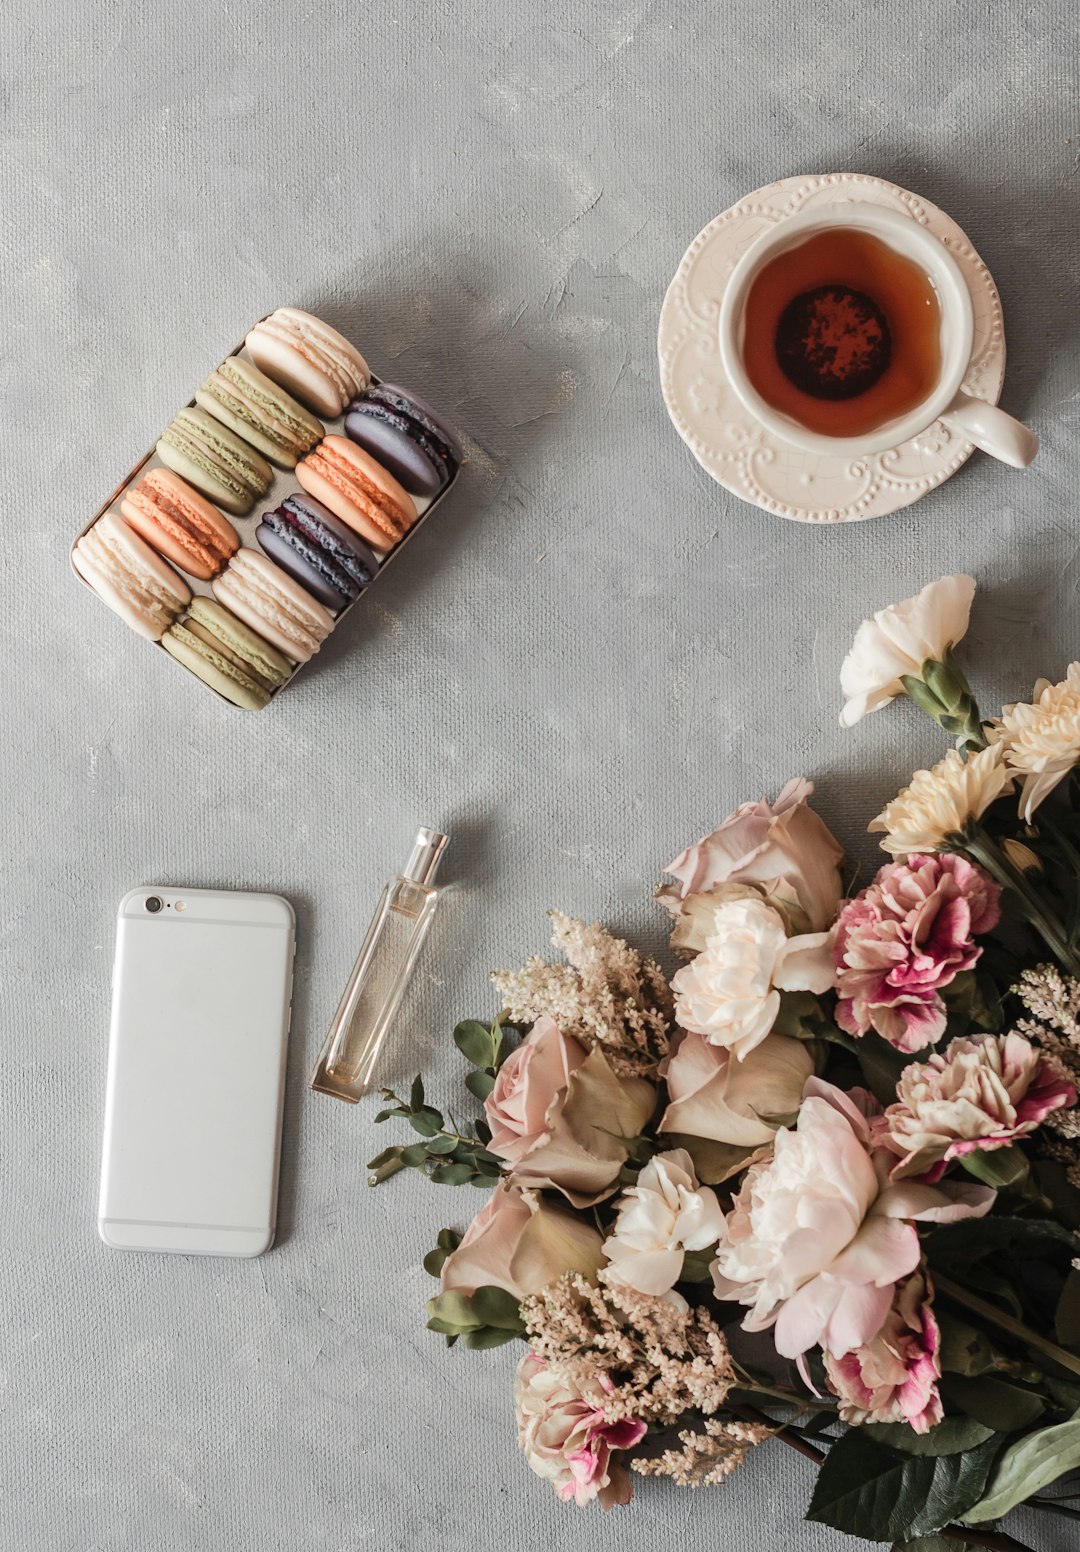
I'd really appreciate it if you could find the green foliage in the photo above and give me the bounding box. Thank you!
[367,1078,505,1187]
[935,1312,998,1378]
[924,1215,1078,1265]
[679,1244,717,1283]
[962,1408,1080,1523]
[891,1536,968,1552]
[805,1431,999,1543]
[422,1228,462,1278]
[1056,1270,1080,1353]
[863,1416,997,1457]
[939,1374,1046,1432]
[425,1284,525,1351]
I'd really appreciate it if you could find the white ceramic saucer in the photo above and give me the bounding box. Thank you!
[657,173,1006,523]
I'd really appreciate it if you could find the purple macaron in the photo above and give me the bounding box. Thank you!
[256,494,378,612]
[343,383,462,498]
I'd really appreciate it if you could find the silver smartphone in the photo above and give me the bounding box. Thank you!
[98,887,294,1257]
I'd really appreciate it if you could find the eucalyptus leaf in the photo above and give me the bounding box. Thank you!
[461,1325,520,1350]
[436,1228,462,1252]
[400,1143,432,1168]
[962,1409,1080,1522]
[454,1019,496,1068]
[864,1416,997,1457]
[423,1134,459,1155]
[426,1290,481,1331]
[429,1162,476,1185]
[465,1070,496,1102]
[422,1247,448,1277]
[410,1074,425,1111]
[806,1432,998,1542]
[408,1107,445,1138]
[470,1285,525,1331]
[939,1374,1046,1431]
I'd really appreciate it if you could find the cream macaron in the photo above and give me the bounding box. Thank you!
[73,510,191,640]
[212,548,334,664]
[245,308,371,418]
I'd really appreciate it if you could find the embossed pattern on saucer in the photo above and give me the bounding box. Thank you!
[657,173,1006,523]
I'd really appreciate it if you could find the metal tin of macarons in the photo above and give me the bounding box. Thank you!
[70,308,463,710]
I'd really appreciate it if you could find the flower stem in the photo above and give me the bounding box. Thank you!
[935,1273,1080,1379]
[960,828,1080,978]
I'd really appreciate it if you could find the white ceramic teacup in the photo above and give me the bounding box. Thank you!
[717,202,1038,468]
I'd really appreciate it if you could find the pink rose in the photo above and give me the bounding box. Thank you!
[440,1183,605,1300]
[660,1031,813,1147]
[834,854,1001,1053]
[710,1078,995,1358]
[658,777,844,950]
[884,1031,1078,1179]
[515,1352,646,1509]
[485,1016,655,1207]
[823,1269,943,1434]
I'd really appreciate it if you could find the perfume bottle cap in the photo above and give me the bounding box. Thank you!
[404,828,448,887]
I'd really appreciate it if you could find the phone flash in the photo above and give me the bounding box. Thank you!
[174,900,186,913]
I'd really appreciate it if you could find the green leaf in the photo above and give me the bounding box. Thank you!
[424,1134,459,1156]
[422,1246,448,1277]
[461,1325,520,1350]
[399,1143,432,1168]
[426,1290,481,1331]
[936,1311,998,1377]
[962,1410,1080,1522]
[892,1537,968,1552]
[805,1432,999,1542]
[852,1029,923,1106]
[366,1146,402,1170]
[679,1246,717,1283]
[864,1416,997,1457]
[1056,1270,1080,1353]
[429,1162,476,1185]
[373,1106,408,1123]
[410,1074,425,1111]
[465,1070,496,1102]
[773,991,822,1038]
[367,1154,406,1185]
[939,1374,1046,1431]
[454,1020,496,1068]
[408,1106,445,1138]
[925,1216,1079,1264]
[470,1285,525,1331]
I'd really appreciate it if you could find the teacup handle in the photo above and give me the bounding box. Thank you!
[941,390,1039,469]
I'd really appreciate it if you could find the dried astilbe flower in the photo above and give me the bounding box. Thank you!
[1011,965,1080,1187]
[520,1270,734,1426]
[630,1417,773,1487]
[491,911,672,1077]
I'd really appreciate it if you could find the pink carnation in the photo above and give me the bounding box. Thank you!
[823,1269,943,1433]
[834,854,1001,1053]
[515,1353,647,1509]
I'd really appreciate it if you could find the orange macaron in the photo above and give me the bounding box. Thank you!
[121,468,240,580]
[295,435,417,552]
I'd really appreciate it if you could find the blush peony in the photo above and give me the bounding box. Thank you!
[710,1079,995,1358]
[515,1352,647,1509]
[884,1031,1078,1179]
[834,853,1001,1053]
[823,1268,943,1433]
[601,1150,725,1296]
[670,897,834,1060]
[485,1016,655,1206]
[658,777,844,948]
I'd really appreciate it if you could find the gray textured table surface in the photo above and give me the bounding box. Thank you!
[3,2,1077,1548]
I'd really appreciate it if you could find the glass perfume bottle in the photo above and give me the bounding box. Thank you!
[309,828,448,1103]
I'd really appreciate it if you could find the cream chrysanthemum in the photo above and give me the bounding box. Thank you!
[869,745,1014,857]
[991,664,1080,821]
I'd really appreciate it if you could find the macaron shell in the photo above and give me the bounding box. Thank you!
[120,469,239,580]
[245,309,370,418]
[296,436,417,551]
[185,597,292,689]
[257,520,348,611]
[73,511,191,640]
[162,622,271,710]
[368,383,464,461]
[157,407,273,515]
[343,403,446,497]
[213,549,334,664]
[195,357,323,468]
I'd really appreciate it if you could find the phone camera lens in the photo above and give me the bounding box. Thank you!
[145,896,163,913]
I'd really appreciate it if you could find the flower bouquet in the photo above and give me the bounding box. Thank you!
[369,576,1080,1551]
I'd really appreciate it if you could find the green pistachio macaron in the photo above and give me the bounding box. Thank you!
[156,406,274,514]
[161,597,292,710]
[195,357,324,468]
